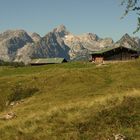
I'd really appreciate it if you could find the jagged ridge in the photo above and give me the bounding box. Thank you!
[0,25,139,64]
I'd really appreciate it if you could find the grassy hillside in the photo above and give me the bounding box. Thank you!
[0,61,139,140]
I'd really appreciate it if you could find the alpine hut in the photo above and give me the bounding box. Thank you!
[90,45,139,63]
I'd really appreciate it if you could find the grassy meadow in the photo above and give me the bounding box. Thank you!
[0,60,139,140]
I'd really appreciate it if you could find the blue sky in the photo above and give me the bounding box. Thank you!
[0,0,139,41]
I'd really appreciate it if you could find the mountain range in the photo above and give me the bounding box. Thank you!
[0,25,139,64]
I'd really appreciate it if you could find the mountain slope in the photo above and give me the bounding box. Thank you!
[0,60,140,140]
[63,33,114,60]
[15,27,70,64]
[30,33,41,42]
[115,33,139,49]
[0,30,33,61]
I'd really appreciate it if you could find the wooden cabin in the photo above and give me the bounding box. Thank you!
[30,58,67,65]
[91,46,139,63]
[90,45,139,63]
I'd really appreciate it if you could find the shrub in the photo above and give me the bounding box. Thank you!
[0,60,25,67]
[8,84,39,102]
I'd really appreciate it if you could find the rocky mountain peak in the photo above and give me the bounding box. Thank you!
[133,37,140,47]
[1,29,25,37]
[31,33,41,42]
[0,29,33,62]
[116,33,138,49]
[84,33,99,41]
[119,33,131,41]
[99,38,114,48]
[53,25,70,37]
[56,24,67,31]
[0,29,33,42]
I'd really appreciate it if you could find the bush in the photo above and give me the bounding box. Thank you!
[0,60,25,67]
[8,84,39,102]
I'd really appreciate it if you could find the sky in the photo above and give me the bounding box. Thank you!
[0,0,139,41]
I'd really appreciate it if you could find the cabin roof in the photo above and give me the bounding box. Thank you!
[90,45,139,55]
[30,58,67,64]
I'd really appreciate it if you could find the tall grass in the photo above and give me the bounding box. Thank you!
[0,60,139,140]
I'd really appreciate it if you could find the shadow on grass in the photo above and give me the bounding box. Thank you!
[8,84,39,102]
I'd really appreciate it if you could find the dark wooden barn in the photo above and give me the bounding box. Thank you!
[90,45,139,63]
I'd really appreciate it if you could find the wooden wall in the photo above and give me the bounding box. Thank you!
[103,48,137,61]
[91,47,138,62]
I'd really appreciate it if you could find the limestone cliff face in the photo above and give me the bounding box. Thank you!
[15,25,70,64]
[0,25,139,64]
[63,32,114,60]
[116,33,139,49]
[30,33,41,42]
[0,30,33,62]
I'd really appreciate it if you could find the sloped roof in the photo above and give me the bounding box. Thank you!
[90,45,139,55]
[30,58,67,64]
